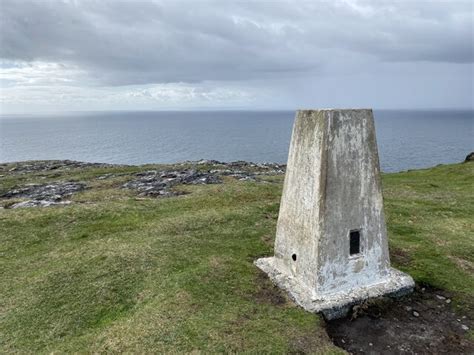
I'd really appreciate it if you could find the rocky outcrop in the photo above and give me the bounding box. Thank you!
[0,160,121,175]
[122,161,286,197]
[465,152,474,163]
[9,200,72,208]
[123,170,222,197]
[0,160,286,207]
[1,182,86,208]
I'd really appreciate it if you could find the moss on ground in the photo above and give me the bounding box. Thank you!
[0,161,472,353]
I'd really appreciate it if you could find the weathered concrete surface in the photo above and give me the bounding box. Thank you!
[255,109,414,319]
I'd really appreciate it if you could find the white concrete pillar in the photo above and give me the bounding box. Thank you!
[255,109,414,319]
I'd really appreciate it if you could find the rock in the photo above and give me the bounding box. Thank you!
[136,170,158,177]
[0,181,86,201]
[238,176,256,181]
[0,160,123,175]
[1,182,86,200]
[122,161,285,198]
[210,169,233,175]
[436,294,446,300]
[1,160,286,203]
[1,181,86,208]
[192,175,221,184]
[229,160,250,167]
[123,169,222,197]
[11,200,71,208]
[465,152,474,162]
[446,299,451,304]
[461,325,469,331]
[413,311,420,317]
[97,173,116,180]
[195,159,224,165]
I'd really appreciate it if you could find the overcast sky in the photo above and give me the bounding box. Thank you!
[0,0,472,113]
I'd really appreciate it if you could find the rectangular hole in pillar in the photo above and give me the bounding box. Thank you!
[350,230,361,255]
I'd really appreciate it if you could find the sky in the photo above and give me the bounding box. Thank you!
[0,0,473,113]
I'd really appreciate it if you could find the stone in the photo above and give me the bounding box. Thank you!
[122,169,223,197]
[464,152,474,162]
[1,181,86,208]
[0,160,122,175]
[255,109,414,320]
[11,200,71,208]
[122,162,286,198]
[413,311,420,317]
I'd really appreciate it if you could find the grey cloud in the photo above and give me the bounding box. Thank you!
[0,0,472,86]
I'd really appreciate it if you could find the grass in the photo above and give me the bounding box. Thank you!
[1,161,473,353]
[383,163,474,309]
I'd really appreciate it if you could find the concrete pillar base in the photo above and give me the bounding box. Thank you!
[255,256,414,320]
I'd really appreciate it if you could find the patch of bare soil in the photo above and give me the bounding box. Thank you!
[253,270,287,306]
[325,284,473,354]
[290,331,333,355]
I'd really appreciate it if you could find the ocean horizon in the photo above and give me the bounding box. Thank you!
[1,109,472,173]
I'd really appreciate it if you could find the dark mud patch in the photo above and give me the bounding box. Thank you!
[260,234,275,247]
[290,331,332,355]
[390,247,413,267]
[253,270,287,306]
[326,284,473,354]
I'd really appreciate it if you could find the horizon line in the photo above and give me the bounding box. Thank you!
[1,107,473,116]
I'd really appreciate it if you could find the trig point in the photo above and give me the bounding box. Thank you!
[255,109,414,319]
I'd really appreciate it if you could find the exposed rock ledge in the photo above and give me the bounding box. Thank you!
[0,159,286,208]
[1,182,86,208]
[0,160,120,175]
[465,152,474,163]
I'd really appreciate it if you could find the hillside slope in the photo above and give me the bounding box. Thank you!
[1,160,472,353]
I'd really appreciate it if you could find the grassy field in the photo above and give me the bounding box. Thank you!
[1,161,473,353]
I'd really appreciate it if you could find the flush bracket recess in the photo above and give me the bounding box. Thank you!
[349,229,361,256]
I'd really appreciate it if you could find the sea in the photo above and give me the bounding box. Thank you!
[0,109,472,172]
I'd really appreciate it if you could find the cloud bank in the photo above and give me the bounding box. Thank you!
[0,0,472,112]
